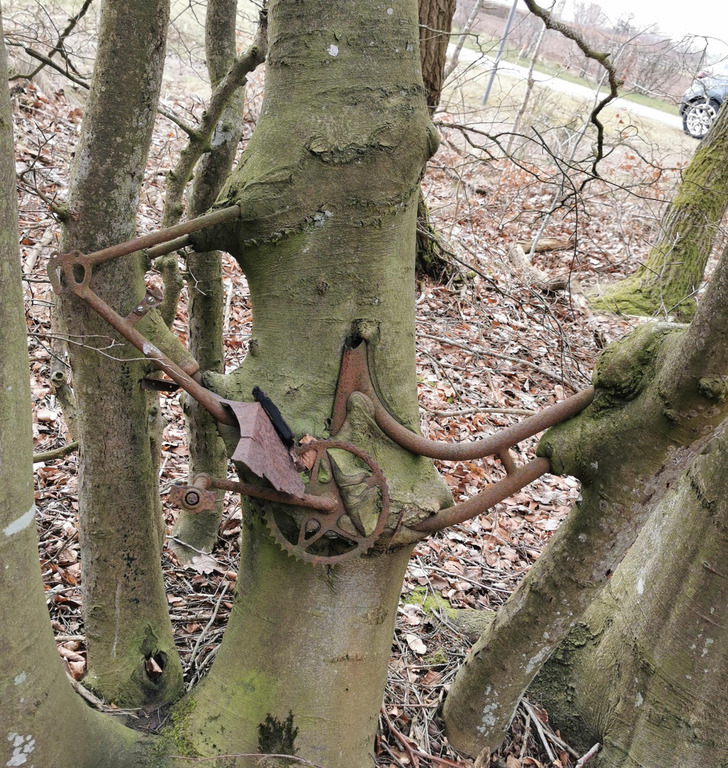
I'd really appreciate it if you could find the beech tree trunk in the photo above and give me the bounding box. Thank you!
[442,222,728,755]
[591,102,728,320]
[0,11,148,764]
[177,1,450,762]
[58,0,185,707]
[532,420,728,767]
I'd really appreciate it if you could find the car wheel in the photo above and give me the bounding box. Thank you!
[682,99,720,139]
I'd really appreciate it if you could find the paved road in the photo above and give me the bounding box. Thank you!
[447,44,684,132]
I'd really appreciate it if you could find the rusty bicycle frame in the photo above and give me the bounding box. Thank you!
[330,341,594,533]
[48,209,595,556]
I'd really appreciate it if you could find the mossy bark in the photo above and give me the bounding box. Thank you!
[171,1,451,764]
[59,0,184,707]
[171,0,246,561]
[0,15,150,764]
[443,234,728,755]
[533,422,728,767]
[592,103,728,320]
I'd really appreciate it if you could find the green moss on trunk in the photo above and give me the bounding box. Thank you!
[592,105,728,319]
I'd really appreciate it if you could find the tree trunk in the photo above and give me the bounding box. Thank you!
[443,229,728,754]
[415,0,457,280]
[591,102,728,320]
[58,0,185,707]
[173,0,450,763]
[0,11,149,764]
[532,420,728,767]
[419,0,457,112]
[171,0,247,561]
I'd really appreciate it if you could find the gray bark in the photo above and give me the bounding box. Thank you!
[0,9,148,762]
[59,0,184,706]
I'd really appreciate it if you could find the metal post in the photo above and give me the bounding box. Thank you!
[482,0,520,106]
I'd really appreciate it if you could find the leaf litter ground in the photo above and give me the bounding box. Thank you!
[16,66,692,767]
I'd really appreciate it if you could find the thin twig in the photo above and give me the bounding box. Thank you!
[23,0,95,81]
[521,699,555,764]
[172,754,327,767]
[167,536,217,558]
[521,0,621,180]
[188,582,229,670]
[33,441,79,463]
[575,743,601,767]
[12,43,199,138]
[381,706,464,767]
[417,331,572,388]
[66,673,139,717]
[423,405,535,417]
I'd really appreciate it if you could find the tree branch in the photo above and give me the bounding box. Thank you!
[521,0,622,180]
[23,0,95,81]
[156,7,268,325]
[11,43,199,138]
[33,442,79,463]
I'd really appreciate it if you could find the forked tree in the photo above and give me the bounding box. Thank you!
[4,2,728,767]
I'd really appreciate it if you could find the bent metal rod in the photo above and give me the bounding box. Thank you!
[48,208,595,537]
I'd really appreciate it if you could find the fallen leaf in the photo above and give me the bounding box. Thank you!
[405,633,427,655]
[187,553,219,575]
[67,659,85,680]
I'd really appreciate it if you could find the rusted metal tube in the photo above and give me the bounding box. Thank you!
[145,234,192,260]
[83,205,240,267]
[412,457,550,532]
[210,477,336,512]
[78,285,235,426]
[373,386,595,461]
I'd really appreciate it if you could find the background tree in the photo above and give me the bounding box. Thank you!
[591,103,728,320]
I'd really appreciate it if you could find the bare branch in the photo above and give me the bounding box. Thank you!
[521,0,622,180]
[24,0,95,81]
[10,42,199,139]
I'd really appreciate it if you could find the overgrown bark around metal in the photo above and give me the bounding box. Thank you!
[58,0,185,707]
[442,223,728,755]
[592,103,728,320]
[0,11,144,764]
[169,0,451,764]
[531,420,728,768]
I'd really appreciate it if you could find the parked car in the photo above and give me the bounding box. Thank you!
[679,61,728,139]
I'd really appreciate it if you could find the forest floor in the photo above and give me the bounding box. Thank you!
[15,48,707,768]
